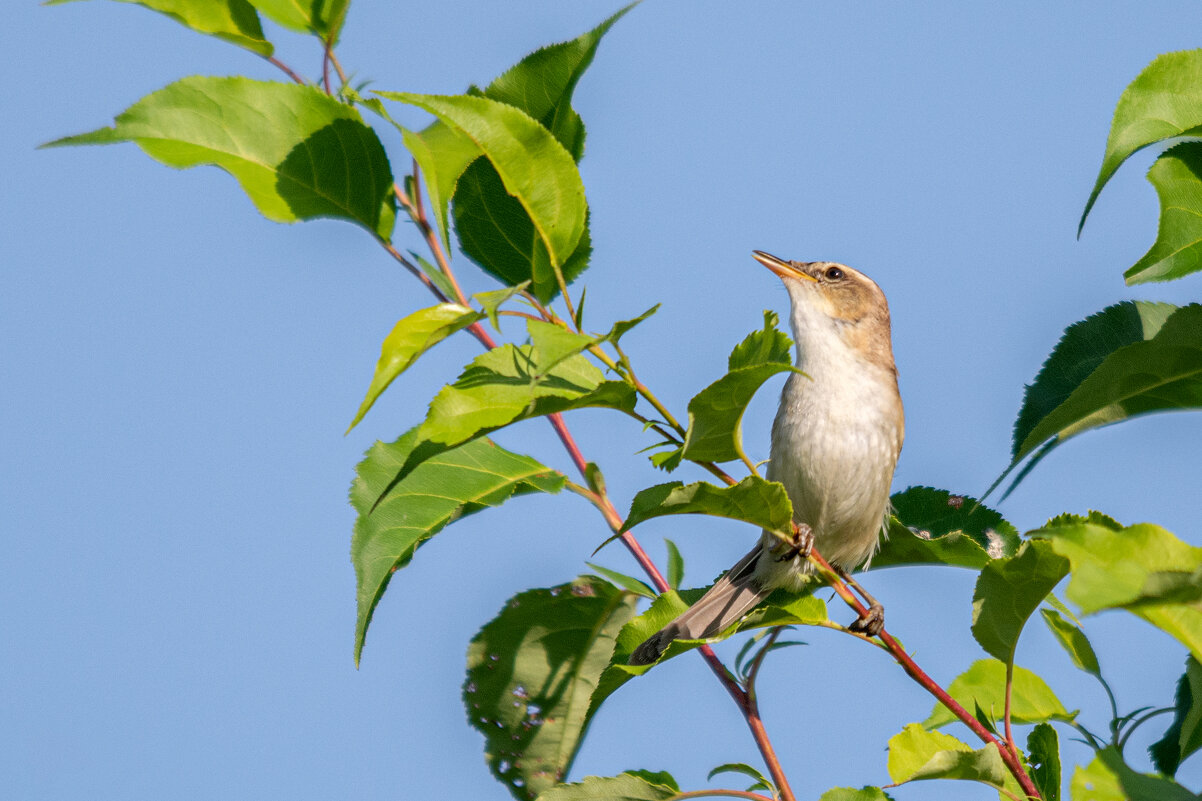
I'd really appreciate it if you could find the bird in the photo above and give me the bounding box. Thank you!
[628,251,904,666]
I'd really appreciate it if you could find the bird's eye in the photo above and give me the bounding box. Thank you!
[824,267,844,281]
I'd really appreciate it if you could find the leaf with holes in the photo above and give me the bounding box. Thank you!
[873,487,1019,570]
[465,576,639,801]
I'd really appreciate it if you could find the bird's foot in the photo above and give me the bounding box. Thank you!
[848,603,885,637]
[775,523,814,562]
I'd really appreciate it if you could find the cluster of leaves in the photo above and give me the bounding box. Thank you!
[49,3,1202,800]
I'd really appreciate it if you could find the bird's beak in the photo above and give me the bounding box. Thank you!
[752,250,817,282]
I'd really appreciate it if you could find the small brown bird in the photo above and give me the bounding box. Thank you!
[629,251,904,665]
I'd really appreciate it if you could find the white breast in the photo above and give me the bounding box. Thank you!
[758,312,902,588]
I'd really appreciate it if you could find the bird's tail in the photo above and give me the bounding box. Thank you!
[628,545,770,666]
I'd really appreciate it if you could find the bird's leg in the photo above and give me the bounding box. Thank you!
[837,566,885,636]
[775,522,814,562]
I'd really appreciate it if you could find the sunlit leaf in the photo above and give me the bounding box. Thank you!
[1036,515,1202,662]
[534,771,679,801]
[1070,748,1195,801]
[1041,607,1102,676]
[446,6,634,297]
[350,430,565,664]
[375,330,636,497]
[47,77,396,238]
[603,476,794,556]
[1150,657,1202,777]
[377,91,587,300]
[465,576,639,801]
[873,487,1019,570]
[1126,143,1202,283]
[817,788,893,801]
[680,313,798,463]
[886,724,972,783]
[1081,49,1202,232]
[50,0,272,55]
[971,540,1069,664]
[247,0,348,40]
[346,303,481,433]
[923,659,1075,729]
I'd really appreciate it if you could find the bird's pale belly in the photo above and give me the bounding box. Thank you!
[758,376,901,589]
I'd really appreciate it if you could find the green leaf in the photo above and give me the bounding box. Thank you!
[346,303,481,433]
[886,724,973,783]
[603,305,660,347]
[873,486,1020,570]
[1036,516,1202,662]
[586,563,656,599]
[1150,657,1202,777]
[451,161,593,302]
[1070,748,1196,801]
[465,576,639,801]
[534,771,678,801]
[475,283,531,330]
[53,0,272,55]
[679,315,798,463]
[1011,301,1177,462]
[1081,49,1202,232]
[886,724,1022,798]
[411,250,459,301]
[1028,723,1062,801]
[481,4,636,161]
[971,540,1070,663]
[923,659,1075,729]
[588,589,827,715]
[378,335,636,496]
[377,92,587,297]
[528,320,597,373]
[996,303,1202,498]
[729,310,793,370]
[1127,143,1202,284]
[1040,607,1102,676]
[816,788,893,801]
[664,539,684,590]
[47,77,396,238]
[621,477,794,539]
[247,0,348,39]
[706,762,774,794]
[350,430,565,664]
[445,6,633,298]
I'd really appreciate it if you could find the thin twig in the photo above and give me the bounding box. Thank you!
[265,56,306,85]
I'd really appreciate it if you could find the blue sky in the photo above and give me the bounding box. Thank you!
[7,2,1202,799]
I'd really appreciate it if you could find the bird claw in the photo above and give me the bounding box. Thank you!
[775,523,814,562]
[848,603,885,637]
